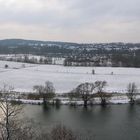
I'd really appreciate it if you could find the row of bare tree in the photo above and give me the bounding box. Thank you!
[70,82,138,107]
[33,81,138,108]
[68,81,109,107]
[32,81,110,107]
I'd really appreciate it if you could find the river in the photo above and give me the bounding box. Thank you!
[22,104,140,140]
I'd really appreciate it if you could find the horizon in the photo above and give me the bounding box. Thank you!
[0,38,140,44]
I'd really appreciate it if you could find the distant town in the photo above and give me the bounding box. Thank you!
[0,39,140,67]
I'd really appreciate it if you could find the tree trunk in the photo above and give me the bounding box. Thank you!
[6,113,10,140]
[130,98,135,105]
[101,99,106,106]
[84,100,88,108]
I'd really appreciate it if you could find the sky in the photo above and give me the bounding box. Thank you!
[0,0,139,43]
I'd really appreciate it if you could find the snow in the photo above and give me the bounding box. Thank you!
[15,99,43,104]
[0,60,140,94]
[16,96,139,105]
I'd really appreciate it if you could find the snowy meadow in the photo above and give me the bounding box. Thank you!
[0,60,140,94]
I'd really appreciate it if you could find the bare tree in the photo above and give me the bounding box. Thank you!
[75,82,95,108]
[67,89,80,106]
[126,82,137,104]
[95,81,111,106]
[33,81,55,106]
[50,124,77,140]
[50,124,94,140]
[0,85,22,140]
[0,85,48,140]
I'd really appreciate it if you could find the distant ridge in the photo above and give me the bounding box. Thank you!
[0,39,139,46]
[0,39,80,46]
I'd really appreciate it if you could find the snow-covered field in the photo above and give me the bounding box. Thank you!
[0,60,140,94]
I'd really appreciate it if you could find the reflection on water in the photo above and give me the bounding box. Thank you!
[22,105,140,140]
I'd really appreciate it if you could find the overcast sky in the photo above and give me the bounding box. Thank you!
[0,0,139,43]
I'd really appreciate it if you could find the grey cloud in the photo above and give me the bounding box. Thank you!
[0,0,139,42]
[0,0,140,25]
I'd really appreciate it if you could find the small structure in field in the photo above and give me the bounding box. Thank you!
[92,69,95,74]
[5,64,8,69]
[21,64,25,68]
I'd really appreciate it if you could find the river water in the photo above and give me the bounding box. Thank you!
[22,104,140,140]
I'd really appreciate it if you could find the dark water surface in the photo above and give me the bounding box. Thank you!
[22,104,140,140]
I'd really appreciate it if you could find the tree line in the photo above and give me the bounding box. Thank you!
[31,81,138,108]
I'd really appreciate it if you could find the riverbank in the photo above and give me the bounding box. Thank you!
[14,94,140,105]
